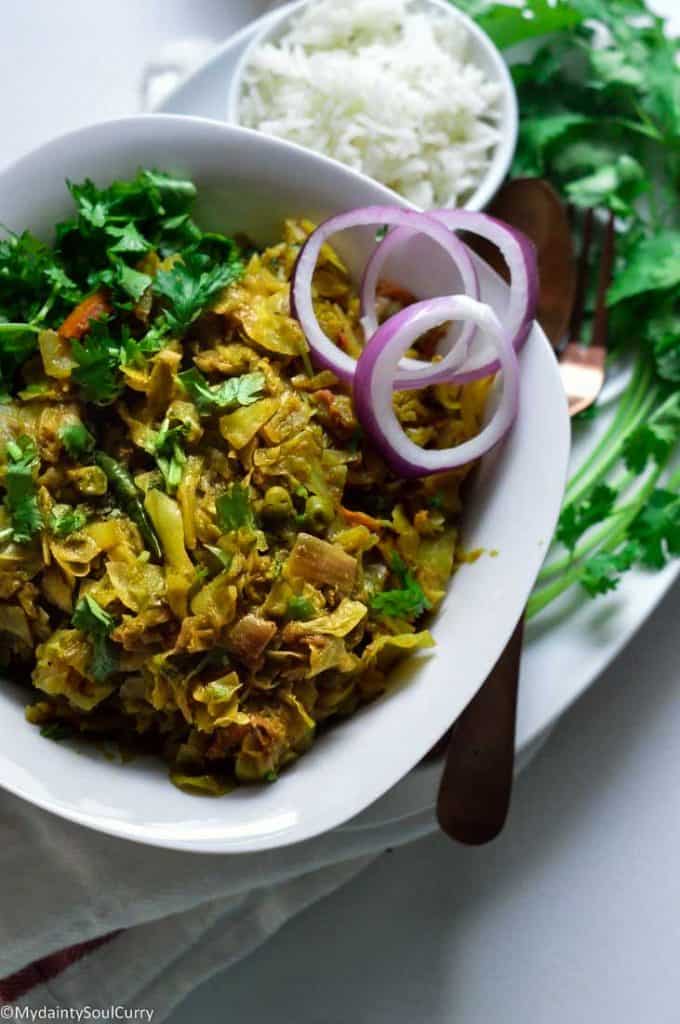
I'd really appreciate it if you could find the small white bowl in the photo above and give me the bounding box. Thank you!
[227,0,518,212]
[0,114,567,853]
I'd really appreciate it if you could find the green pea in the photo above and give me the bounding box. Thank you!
[303,494,334,531]
[261,485,294,521]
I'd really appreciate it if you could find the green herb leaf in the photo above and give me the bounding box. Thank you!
[629,489,680,569]
[178,367,265,413]
[216,482,254,533]
[556,484,618,551]
[4,436,42,543]
[623,394,680,472]
[49,506,88,537]
[370,552,431,620]
[608,232,680,306]
[70,319,124,404]
[580,542,641,596]
[59,422,95,459]
[40,722,74,741]
[71,594,118,682]
[152,421,187,494]
[154,251,243,333]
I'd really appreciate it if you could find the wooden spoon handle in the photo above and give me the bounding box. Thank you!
[436,614,525,845]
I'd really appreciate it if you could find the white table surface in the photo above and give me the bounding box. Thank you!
[3,3,680,1021]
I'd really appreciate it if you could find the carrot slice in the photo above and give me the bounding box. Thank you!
[59,290,112,340]
[340,507,384,532]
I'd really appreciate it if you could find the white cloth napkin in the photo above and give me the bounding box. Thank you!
[2,782,436,1018]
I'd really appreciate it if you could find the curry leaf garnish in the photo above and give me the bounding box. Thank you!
[4,436,42,543]
[216,482,254,533]
[71,594,118,682]
[178,367,265,414]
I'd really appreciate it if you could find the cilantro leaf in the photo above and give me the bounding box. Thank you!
[629,489,680,569]
[71,594,118,682]
[154,251,243,333]
[59,422,95,460]
[566,154,646,216]
[623,394,680,472]
[152,422,187,494]
[70,319,124,404]
[49,507,88,537]
[178,368,265,414]
[40,722,74,741]
[216,482,254,533]
[580,542,641,596]
[105,222,150,255]
[556,484,618,551]
[608,232,680,306]
[458,0,583,49]
[370,552,431,620]
[3,436,42,543]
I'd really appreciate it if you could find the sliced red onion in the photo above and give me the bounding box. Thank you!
[291,206,478,390]
[360,210,537,384]
[354,295,519,479]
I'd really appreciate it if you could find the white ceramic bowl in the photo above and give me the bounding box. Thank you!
[226,0,518,212]
[0,114,568,853]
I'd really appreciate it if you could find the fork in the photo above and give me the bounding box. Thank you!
[559,207,616,416]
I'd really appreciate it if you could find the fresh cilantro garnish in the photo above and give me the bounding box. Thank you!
[152,421,187,494]
[154,250,243,333]
[628,489,680,569]
[286,596,316,621]
[70,318,125,404]
[370,552,431,620]
[3,436,42,543]
[556,484,618,551]
[71,594,118,682]
[59,422,95,460]
[40,722,74,741]
[623,394,680,473]
[49,506,88,537]
[0,229,80,326]
[178,368,265,413]
[216,482,254,533]
[579,543,641,597]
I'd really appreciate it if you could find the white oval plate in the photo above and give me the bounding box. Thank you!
[154,8,680,834]
[0,114,568,852]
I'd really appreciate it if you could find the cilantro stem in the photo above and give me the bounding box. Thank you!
[0,322,41,334]
[564,366,659,509]
[527,462,667,619]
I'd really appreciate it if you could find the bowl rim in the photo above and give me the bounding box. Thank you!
[225,0,518,213]
[0,113,567,854]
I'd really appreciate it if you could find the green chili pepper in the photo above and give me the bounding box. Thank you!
[94,450,162,561]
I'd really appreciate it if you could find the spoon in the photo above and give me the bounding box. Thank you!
[436,178,576,845]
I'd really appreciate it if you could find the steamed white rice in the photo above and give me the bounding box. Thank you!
[238,0,503,208]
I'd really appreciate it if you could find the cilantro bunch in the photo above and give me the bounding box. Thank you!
[0,168,243,399]
[457,0,680,612]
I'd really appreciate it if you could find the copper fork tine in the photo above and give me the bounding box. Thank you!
[559,208,615,417]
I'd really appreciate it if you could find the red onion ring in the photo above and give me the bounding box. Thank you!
[360,210,537,384]
[291,206,478,390]
[354,295,519,478]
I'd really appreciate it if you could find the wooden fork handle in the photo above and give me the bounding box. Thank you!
[437,614,525,845]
